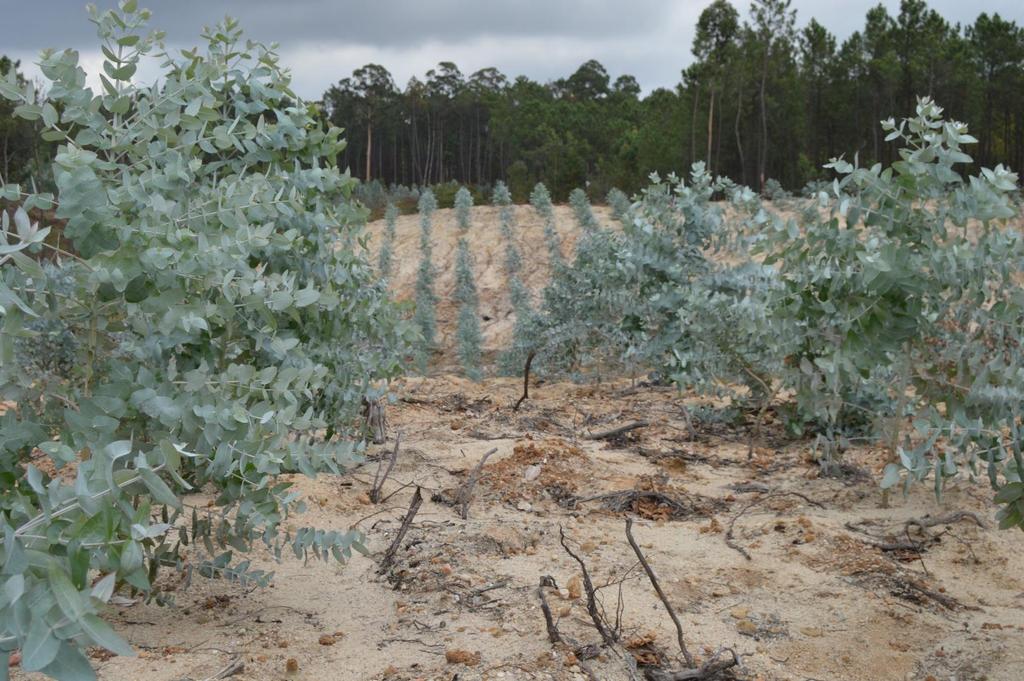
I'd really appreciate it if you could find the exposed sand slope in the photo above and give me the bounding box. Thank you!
[15,376,1022,681]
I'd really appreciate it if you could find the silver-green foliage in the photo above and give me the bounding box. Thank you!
[377,202,399,279]
[493,182,535,376]
[454,238,483,381]
[528,182,552,217]
[413,189,438,366]
[529,182,563,267]
[535,226,632,379]
[519,168,728,382]
[761,98,1024,526]
[493,181,526,309]
[606,188,631,224]
[0,4,411,677]
[568,188,599,232]
[454,186,473,231]
[610,164,765,387]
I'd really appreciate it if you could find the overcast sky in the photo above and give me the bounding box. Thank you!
[5,1,1024,99]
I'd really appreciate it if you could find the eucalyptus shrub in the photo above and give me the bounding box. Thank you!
[616,167,786,401]
[618,167,720,364]
[0,4,412,677]
[529,182,563,267]
[529,182,553,218]
[493,181,528,311]
[413,189,438,368]
[762,98,1024,523]
[606,187,632,224]
[378,202,399,279]
[454,238,483,381]
[569,188,599,232]
[523,166,788,406]
[533,226,632,379]
[493,180,512,216]
[762,177,791,203]
[454,186,473,231]
[801,178,830,199]
[493,182,536,376]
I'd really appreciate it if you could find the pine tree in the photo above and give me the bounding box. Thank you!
[455,237,483,380]
[455,186,473,230]
[413,189,438,369]
[378,201,399,279]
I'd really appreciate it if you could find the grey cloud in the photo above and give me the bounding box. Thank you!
[4,0,668,50]
[6,0,1024,99]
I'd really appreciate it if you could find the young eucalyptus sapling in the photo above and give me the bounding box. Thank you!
[761,98,1024,523]
[606,187,632,225]
[0,4,412,676]
[454,185,473,231]
[569,187,600,232]
[530,182,564,268]
[454,238,483,381]
[413,189,439,368]
[378,201,399,279]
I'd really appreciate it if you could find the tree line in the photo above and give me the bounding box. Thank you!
[2,0,1022,200]
[321,0,1023,198]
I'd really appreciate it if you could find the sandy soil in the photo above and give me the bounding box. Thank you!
[13,203,1024,681]
[14,375,1023,681]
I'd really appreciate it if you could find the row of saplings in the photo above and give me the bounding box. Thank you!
[390,100,1024,532]
[0,4,1022,680]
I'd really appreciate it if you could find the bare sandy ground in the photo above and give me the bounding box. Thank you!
[14,375,1023,681]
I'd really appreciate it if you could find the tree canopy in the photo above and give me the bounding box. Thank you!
[317,0,1023,197]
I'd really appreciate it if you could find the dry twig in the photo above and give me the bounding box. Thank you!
[625,519,693,667]
[559,526,617,647]
[379,486,423,571]
[456,447,497,520]
[536,578,563,645]
[586,421,650,441]
[199,656,245,681]
[369,433,400,503]
[513,350,536,412]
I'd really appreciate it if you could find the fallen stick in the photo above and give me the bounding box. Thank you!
[644,649,740,681]
[904,578,964,611]
[585,420,650,441]
[470,580,509,598]
[201,656,245,681]
[905,510,985,534]
[513,351,536,412]
[625,519,694,667]
[380,486,423,571]
[843,522,928,552]
[466,430,522,441]
[369,433,400,503]
[456,448,498,520]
